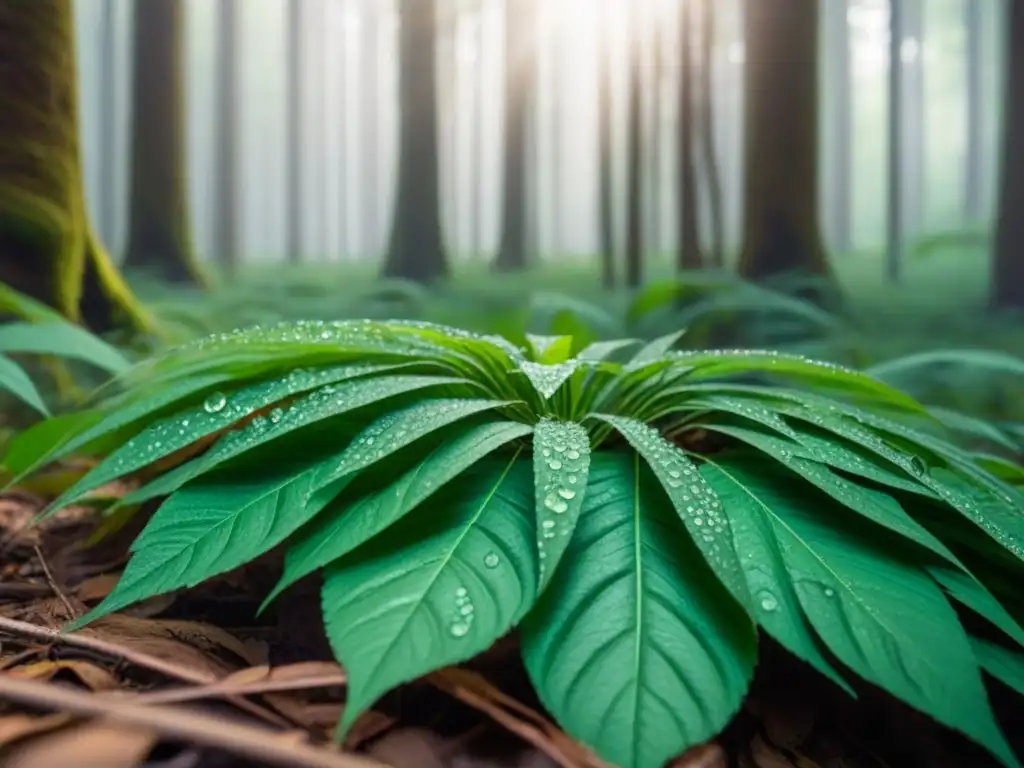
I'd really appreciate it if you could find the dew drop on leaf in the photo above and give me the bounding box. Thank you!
[203,392,227,414]
[757,590,779,612]
[449,622,470,638]
[484,552,500,569]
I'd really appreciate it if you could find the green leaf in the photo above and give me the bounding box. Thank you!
[972,637,1024,698]
[516,360,579,399]
[670,349,925,412]
[698,460,854,696]
[311,397,516,493]
[0,354,48,415]
[265,420,533,607]
[929,563,1024,648]
[704,424,960,566]
[532,419,590,591]
[576,339,640,363]
[1,411,104,474]
[525,334,572,364]
[70,454,343,629]
[521,452,756,768]
[628,330,686,366]
[0,322,131,374]
[322,454,538,732]
[926,406,1020,452]
[867,349,1024,382]
[43,370,466,517]
[713,458,1018,768]
[594,414,753,612]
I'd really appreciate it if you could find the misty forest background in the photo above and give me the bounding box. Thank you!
[59,0,1021,332]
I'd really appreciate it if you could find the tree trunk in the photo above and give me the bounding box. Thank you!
[383,0,448,282]
[494,0,537,272]
[285,0,304,263]
[214,0,239,272]
[123,0,205,286]
[737,0,833,293]
[597,11,616,288]
[824,0,853,253]
[361,1,380,260]
[964,0,985,223]
[678,0,704,271]
[698,0,725,269]
[0,0,152,333]
[991,0,1024,308]
[624,3,644,289]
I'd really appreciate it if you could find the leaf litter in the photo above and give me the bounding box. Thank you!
[0,472,1017,767]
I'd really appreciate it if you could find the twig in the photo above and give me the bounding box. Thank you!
[33,544,78,620]
[0,615,291,728]
[123,671,350,705]
[0,673,389,768]
[0,616,214,685]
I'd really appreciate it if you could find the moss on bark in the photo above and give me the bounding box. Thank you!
[0,0,154,334]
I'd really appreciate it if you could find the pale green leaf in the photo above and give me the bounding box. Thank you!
[265,420,533,607]
[628,330,686,366]
[0,322,131,374]
[594,414,753,611]
[522,452,756,768]
[532,419,590,591]
[516,360,579,399]
[0,354,48,415]
[322,455,538,732]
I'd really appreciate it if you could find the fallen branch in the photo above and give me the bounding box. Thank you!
[0,673,389,768]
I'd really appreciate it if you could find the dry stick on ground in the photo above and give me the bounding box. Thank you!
[122,666,349,706]
[0,616,291,728]
[32,544,78,620]
[0,674,389,768]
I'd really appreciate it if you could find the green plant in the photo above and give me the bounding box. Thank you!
[0,283,132,416]
[7,320,1024,768]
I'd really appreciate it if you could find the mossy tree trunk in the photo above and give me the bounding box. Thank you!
[737,0,834,295]
[992,0,1024,309]
[383,0,448,283]
[124,0,205,286]
[0,0,152,333]
[495,0,537,273]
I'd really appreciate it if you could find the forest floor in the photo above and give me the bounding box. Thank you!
[0,466,1015,768]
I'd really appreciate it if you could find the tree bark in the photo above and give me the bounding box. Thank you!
[991,0,1024,308]
[0,0,152,333]
[494,0,537,272]
[214,0,239,272]
[123,0,205,286]
[383,0,448,282]
[698,0,725,269]
[97,0,118,250]
[361,1,380,260]
[597,11,616,288]
[624,3,644,289]
[737,0,833,294]
[677,0,704,271]
[285,0,304,263]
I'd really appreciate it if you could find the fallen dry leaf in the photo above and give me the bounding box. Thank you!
[366,727,450,768]
[667,742,729,768]
[0,713,72,746]
[0,719,157,768]
[10,659,119,691]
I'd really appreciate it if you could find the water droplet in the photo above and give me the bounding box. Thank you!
[484,552,500,569]
[450,622,470,638]
[203,392,227,414]
[823,587,835,598]
[757,590,779,612]
[548,459,563,470]
[557,488,575,500]
[909,456,927,476]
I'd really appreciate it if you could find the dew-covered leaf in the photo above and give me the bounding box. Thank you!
[311,397,517,493]
[705,423,959,565]
[516,360,579,399]
[669,349,925,412]
[69,454,344,629]
[525,334,572,363]
[576,339,640,363]
[699,460,854,695]
[265,420,534,607]
[532,419,590,591]
[322,455,537,732]
[713,458,1018,768]
[0,354,48,415]
[521,452,756,768]
[595,414,753,612]
[0,322,131,374]
[41,370,465,517]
